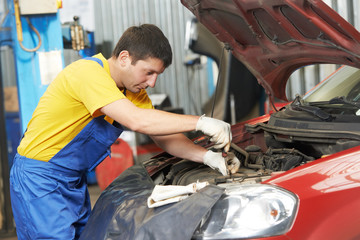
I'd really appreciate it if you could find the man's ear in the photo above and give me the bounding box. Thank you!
[118,50,130,66]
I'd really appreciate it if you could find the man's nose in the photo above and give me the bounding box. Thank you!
[147,74,157,88]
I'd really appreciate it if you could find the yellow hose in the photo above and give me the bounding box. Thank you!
[13,0,22,41]
[13,0,42,52]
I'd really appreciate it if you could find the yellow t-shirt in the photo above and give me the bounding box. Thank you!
[17,53,153,161]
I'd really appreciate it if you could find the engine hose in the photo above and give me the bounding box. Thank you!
[230,142,249,166]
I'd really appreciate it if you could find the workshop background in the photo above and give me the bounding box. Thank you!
[0,0,359,238]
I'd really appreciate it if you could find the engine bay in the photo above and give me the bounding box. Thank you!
[147,142,314,187]
[145,98,360,187]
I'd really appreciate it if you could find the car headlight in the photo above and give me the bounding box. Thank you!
[193,184,298,239]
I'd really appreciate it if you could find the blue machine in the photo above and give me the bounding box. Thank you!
[4,0,94,163]
[7,0,64,132]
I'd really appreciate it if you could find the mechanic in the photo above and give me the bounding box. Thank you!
[9,24,240,239]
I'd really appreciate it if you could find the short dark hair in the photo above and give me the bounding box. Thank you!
[112,24,173,68]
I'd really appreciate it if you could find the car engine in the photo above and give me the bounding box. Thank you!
[145,98,360,187]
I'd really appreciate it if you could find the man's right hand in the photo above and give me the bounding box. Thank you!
[203,150,228,175]
[196,115,232,152]
[203,150,240,176]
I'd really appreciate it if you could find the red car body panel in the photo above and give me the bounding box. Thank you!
[264,147,360,240]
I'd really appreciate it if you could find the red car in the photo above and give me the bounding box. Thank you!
[80,0,360,239]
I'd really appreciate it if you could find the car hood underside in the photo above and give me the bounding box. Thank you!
[181,0,360,101]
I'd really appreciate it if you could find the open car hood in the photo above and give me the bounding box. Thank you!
[181,0,360,101]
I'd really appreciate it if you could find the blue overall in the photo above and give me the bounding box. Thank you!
[10,57,123,239]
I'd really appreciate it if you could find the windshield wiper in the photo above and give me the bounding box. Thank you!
[328,96,360,109]
[291,95,334,121]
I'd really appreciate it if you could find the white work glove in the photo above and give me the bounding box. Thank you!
[203,150,240,176]
[196,115,232,152]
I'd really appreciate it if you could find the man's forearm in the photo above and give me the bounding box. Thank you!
[150,134,207,163]
[151,134,241,176]
[101,98,200,135]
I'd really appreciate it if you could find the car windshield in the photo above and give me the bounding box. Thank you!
[303,66,360,103]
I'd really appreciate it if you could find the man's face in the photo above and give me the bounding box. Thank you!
[123,57,165,93]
